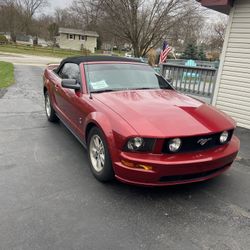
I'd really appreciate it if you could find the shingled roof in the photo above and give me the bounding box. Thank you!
[58,28,99,38]
[197,0,233,14]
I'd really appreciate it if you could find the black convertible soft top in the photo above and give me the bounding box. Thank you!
[60,55,144,65]
[54,56,145,74]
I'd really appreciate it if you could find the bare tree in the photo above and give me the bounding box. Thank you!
[214,18,227,44]
[71,0,104,29]
[70,0,204,57]
[0,0,23,41]
[168,1,206,52]
[17,0,48,17]
[205,16,228,52]
[16,0,48,34]
[33,13,54,40]
[54,8,82,29]
[100,0,188,57]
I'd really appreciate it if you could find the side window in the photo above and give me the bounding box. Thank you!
[58,63,80,82]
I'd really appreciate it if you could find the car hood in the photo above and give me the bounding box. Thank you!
[94,90,235,137]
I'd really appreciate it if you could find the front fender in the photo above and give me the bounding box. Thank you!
[85,112,114,144]
[84,111,137,162]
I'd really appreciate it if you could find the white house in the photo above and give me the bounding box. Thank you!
[57,28,99,53]
[199,0,250,129]
[0,32,11,41]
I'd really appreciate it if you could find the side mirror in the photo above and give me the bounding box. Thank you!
[61,79,81,90]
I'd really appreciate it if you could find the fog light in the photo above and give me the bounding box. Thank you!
[168,138,182,152]
[220,131,229,144]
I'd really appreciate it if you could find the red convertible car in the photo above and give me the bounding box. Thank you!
[43,56,240,186]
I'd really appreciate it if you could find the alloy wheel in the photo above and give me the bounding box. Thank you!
[45,94,51,118]
[89,134,105,172]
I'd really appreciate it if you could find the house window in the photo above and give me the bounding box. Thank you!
[79,36,87,41]
[69,34,74,40]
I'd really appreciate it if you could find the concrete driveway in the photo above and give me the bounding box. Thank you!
[0,56,250,249]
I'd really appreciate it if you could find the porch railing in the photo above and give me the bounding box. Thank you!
[165,59,219,69]
[161,64,217,99]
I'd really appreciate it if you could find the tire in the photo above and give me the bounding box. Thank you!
[87,127,114,182]
[44,91,58,122]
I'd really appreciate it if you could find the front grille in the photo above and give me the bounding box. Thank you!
[162,130,234,154]
[159,164,231,182]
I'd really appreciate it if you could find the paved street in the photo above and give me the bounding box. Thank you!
[0,58,250,249]
[0,52,61,67]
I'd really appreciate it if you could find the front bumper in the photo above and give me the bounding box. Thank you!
[113,136,240,186]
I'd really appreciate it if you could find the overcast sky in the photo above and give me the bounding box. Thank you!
[44,0,225,22]
[47,0,73,11]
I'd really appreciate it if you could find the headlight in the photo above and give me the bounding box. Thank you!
[168,138,182,152]
[220,131,229,144]
[125,137,155,152]
[127,137,144,151]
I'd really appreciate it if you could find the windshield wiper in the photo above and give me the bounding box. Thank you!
[130,87,158,90]
[91,89,115,93]
[91,88,130,94]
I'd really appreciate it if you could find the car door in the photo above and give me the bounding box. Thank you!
[57,63,84,137]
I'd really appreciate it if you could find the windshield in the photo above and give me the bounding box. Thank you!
[85,63,173,93]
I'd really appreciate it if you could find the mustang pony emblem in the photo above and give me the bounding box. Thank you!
[197,138,212,146]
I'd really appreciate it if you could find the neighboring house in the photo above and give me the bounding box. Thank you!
[36,38,49,47]
[0,32,49,47]
[0,32,11,41]
[199,0,250,129]
[101,42,113,51]
[16,34,33,45]
[0,33,33,45]
[57,28,99,53]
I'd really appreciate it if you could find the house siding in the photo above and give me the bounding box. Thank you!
[213,0,250,129]
[57,34,97,53]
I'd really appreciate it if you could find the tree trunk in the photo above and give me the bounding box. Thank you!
[133,43,141,57]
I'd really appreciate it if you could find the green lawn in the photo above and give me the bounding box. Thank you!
[0,44,125,58]
[0,61,14,88]
[0,44,91,58]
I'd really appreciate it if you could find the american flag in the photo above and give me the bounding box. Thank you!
[159,41,172,64]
